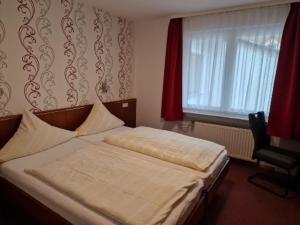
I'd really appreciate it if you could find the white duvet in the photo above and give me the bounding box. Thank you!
[25,143,201,225]
[104,126,225,172]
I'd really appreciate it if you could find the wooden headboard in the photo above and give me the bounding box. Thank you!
[0,98,136,148]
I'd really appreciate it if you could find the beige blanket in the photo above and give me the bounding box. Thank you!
[104,126,225,172]
[25,143,201,225]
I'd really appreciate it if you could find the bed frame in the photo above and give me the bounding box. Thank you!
[0,98,230,225]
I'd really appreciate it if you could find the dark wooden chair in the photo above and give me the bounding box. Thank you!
[248,111,297,198]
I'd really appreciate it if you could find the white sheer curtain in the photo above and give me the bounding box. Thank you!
[183,5,290,119]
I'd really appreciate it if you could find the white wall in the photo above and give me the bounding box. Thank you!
[134,17,170,129]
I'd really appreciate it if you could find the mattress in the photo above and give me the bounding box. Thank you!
[78,126,228,189]
[0,138,203,225]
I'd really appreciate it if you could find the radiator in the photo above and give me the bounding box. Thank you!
[193,121,254,161]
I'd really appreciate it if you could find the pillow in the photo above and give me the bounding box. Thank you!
[76,100,125,136]
[0,110,77,163]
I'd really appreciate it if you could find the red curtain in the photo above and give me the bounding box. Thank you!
[268,3,300,139]
[161,18,183,121]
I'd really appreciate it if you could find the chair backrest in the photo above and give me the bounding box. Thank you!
[248,111,271,159]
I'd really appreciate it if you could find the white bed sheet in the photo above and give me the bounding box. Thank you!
[77,126,228,189]
[0,138,203,225]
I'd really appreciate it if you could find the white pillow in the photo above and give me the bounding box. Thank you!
[0,110,77,163]
[76,100,125,136]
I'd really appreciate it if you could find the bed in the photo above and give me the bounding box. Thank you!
[77,126,229,191]
[0,98,230,225]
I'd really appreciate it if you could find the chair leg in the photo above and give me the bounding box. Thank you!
[248,173,285,198]
[282,169,291,198]
[256,159,260,167]
[248,167,292,198]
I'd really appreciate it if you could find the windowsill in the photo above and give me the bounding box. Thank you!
[184,112,250,129]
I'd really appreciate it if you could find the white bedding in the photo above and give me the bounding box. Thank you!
[0,138,203,225]
[78,126,228,189]
[78,126,132,145]
[104,127,225,172]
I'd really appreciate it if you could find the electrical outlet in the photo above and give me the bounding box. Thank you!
[122,102,129,108]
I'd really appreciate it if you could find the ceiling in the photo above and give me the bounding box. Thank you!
[86,0,277,20]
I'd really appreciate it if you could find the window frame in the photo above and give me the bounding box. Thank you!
[183,26,282,120]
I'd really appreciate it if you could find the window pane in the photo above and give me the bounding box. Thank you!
[230,33,280,115]
[183,5,289,119]
[186,33,226,109]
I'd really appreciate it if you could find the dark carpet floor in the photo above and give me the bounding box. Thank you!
[202,161,300,225]
[0,160,299,225]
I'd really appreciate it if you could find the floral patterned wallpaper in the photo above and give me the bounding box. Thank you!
[0,0,134,116]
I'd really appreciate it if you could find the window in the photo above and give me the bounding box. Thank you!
[183,5,290,119]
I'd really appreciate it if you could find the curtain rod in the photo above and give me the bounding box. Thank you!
[170,0,296,19]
